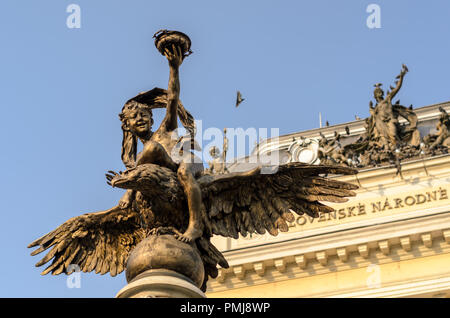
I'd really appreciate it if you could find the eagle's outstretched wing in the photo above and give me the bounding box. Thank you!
[28,206,144,277]
[199,163,358,239]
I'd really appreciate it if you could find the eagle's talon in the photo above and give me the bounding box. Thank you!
[148,226,183,237]
[174,233,192,244]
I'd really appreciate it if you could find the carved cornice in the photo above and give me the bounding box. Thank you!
[208,224,450,292]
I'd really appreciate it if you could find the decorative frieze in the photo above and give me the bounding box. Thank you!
[210,230,450,289]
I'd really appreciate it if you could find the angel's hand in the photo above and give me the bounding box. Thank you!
[164,44,184,68]
[401,64,409,75]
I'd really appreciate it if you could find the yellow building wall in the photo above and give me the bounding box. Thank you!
[206,155,450,298]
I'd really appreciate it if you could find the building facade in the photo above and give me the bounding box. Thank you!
[206,101,450,298]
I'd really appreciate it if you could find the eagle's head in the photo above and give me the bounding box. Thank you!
[109,168,141,190]
[107,164,182,199]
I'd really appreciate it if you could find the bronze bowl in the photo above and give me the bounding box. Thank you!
[153,29,192,57]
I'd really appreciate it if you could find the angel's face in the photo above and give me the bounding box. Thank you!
[126,108,153,137]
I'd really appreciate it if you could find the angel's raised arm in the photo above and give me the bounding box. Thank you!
[387,64,408,101]
[160,45,184,132]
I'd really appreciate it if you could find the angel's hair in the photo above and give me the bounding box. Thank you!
[118,88,196,169]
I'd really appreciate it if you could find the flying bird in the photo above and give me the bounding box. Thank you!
[236,91,245,107]
[29,162,358,291]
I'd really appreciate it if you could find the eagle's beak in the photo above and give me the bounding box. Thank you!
[111,178,127,188]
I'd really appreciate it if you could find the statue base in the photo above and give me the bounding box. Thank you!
[115,269,206,298]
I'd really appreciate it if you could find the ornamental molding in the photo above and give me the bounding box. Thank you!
[218,206,450,266]
[207,205,450,290]
[326,276,450,298]
[208,225,450,293]
[286,137,320,164]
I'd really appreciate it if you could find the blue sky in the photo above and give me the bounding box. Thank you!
[1,0,450,297]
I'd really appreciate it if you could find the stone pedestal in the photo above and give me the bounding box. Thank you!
[116,269,206,298]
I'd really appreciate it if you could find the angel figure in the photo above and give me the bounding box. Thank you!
[372,64,408,148]
[207,146,224,175]
[114,44,204,243]
[28,35,359,292]
[423,107,450,149]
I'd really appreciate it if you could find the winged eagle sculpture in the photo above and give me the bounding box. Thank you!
[29,162,358,290]
[28,30,359,293]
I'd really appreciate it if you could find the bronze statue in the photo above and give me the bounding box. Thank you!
[116,42,204,244]
[28,30,359,293]
[370,64,420,148]
[206,147,226,175]
[317,131,350,166]
[341,64,425,168]
[424,107,450,149]
[205,128,230,175]
[207,146,221,174]
[222,128,229,173]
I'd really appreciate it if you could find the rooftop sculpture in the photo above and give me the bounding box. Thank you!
[314,65,448,169]
[28,30,359,297]
[206,128,229,175]
[423,107,450,151]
